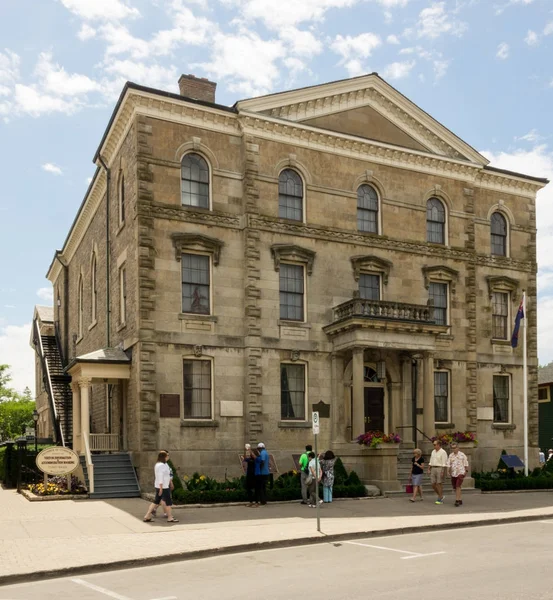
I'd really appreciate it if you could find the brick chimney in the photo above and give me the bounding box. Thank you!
[178,74,217,103]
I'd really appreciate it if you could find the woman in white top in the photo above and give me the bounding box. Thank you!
[143,451,179,523]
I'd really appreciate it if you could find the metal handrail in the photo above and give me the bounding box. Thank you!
[34,319,65,447]
[396,426,434,443]
[82,432,94,494]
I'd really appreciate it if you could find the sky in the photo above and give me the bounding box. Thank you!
[0,0,553,395]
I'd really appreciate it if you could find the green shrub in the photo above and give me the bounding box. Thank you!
[347,470,361,486]
[333,457,348,485]
[334,484,367,498]
[478,477,553,491]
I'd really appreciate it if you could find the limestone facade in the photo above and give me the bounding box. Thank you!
[44,74,547,488]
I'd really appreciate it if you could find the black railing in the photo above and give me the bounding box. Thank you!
[332,298,435,324]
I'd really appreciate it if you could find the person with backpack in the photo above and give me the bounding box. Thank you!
[299,444,313,505]
[307,451,322,508]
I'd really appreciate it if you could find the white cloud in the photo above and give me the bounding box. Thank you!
[383,60,416,79]
[399,46,449,81]
[196,30,285,96]
[59,0,140,21]
[279,28,322,58]
[544,22,553,36]
[0,50,20,88]
[42,163,63,175]
[0,323,34,396]
[344,59,365,77]
[331,33,381,60]
[516,129,543,143]
[100,24,151,58]
[433,59,450,80]
[386,34,400,44]
[525,30,538,46]
[102,59,179,93]
[35,52,100,96]
[37,287,54,303]
[411,2,467,39]
[495,0,535,14]
[14,84,83,116]
[496,42,509,60]
[77,24,97,40]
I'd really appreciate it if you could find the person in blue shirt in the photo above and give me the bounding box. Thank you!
[255,442,270,505]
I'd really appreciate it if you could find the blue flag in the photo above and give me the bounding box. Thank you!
[511,296,525,348]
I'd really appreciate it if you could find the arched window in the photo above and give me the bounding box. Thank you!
[357,184,379,233]
[78,275,84,339]
[426,197,446,244]
[278,169,303,221]
[181,153,209,209]
[491,212,507,256]
[118,172,125,224]
[91,252,97,323]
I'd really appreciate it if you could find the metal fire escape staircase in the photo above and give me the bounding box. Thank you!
[33,319,72,447]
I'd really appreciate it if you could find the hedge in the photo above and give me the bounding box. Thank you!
[478,477,553,491]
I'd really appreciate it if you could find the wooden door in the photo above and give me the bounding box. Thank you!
[364,388,384,432]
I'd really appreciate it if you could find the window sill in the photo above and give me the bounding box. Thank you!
[116,322,126,333]
[179,313,217,322]
[357,230,386,238]
[181,204,212,212]
[277,216,305,225]
[278,320,311,328]
[278,420,312,428]
[491,339,511,346]
[116,222,126,236]
[181,419,219,428]
[492,423,516,431]
[437,332,453,340]
[88,320,98,332]
[435,422,455,429]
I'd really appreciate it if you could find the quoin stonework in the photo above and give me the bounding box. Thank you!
[32,73,548,495]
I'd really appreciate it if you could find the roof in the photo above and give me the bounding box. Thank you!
[483,165,549,185]
[68,347,131,367]
[35,305,54,323]
[539,363,553,386]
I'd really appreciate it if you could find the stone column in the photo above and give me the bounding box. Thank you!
[423,352,435,438]
[390,382,402,433]
[331,353,346,443]
[401,356,413,443]
[79,378,92,450]
[352,347,364,440]
[71,382,81,453]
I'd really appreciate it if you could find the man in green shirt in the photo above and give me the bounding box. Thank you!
[299,444,312,505]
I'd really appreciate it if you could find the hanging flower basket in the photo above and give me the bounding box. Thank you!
[356,431,402,448]
[431,432,478,446]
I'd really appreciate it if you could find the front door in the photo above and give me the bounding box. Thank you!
[364,388,384,432]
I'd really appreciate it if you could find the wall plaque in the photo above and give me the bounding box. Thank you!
[160,394,180,418]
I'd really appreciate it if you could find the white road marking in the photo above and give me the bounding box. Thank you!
[71,578,133,600]
[344,541,446,560]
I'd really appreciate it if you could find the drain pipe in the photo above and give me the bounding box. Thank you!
[98,155,111,348]
[54,253,69,360]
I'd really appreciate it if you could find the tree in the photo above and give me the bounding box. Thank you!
[0,365,35,441]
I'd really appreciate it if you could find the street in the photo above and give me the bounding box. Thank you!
[1,520,552,599]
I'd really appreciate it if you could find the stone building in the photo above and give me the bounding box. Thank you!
[32,73,548,494]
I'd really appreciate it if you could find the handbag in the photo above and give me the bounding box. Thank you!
[305,474,314,486]
[406,484,414,494]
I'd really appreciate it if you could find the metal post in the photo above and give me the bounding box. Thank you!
[315,431,320,532]
[523,292,528,476]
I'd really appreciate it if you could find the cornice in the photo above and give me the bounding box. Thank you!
[147,202,242,228]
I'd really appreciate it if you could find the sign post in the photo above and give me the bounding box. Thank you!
[312,410,320,532]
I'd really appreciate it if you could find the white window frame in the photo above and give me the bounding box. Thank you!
[434,370,451,424]
[118,171,125,226]
[180,152,212,211]
[181,252,212,316]
[538,386,550,403]
[279,262,306,323]
[182,356,214,420]
[490,211,510,258]
[491,290,510,341]
[280,361,308,421]
[77,274,84,341]
[356,184,381,235]
[119,264,127,326]
[428,280,450,326]
[278,168,306,224]
[358,271,382,301]
[426,197,448,246]
[493,374,511,424]
[90,250,97,325]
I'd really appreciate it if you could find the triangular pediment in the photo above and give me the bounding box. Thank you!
[236,73,488,165]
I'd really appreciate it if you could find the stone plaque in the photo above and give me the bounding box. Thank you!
[311,401,330,419]
[160,394,180,418]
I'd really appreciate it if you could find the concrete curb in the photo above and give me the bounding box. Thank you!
[1,511,552,587]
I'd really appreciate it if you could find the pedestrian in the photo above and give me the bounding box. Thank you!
[427,439,448,505]
[447,442,469,507]
[151,449,174,518]
[143,450,179,523]
[299,444,313,505]
[243,443,257,507]
[320,450,336,503]
[548,449,553,462]
[409,448,425,502]
[255,442,270,505]
[307,451,323,508]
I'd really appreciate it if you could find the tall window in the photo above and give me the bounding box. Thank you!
[429,282,448,325]
[492,292,509,339]
[434,371,449,423]
[181,153,209,208]
[91,252,97,323]
[78,276,83,338]
[491,212,507,256]
[359,273,380,301]
[357,184,379,233]
[278,169,303,221]
[281,363,306,420]
[279,263,304,321]
[118,172,125,224]
[182,253,210,315]
[426,197,446,244]
[183,359,212,419]
[493,375,510,423]
[119,266,127,325]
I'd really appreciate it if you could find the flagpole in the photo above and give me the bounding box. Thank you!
[523,291,528,476]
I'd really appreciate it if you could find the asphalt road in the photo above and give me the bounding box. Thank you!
[2,520,552,599]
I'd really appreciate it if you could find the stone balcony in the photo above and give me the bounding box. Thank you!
[323,298,448,348]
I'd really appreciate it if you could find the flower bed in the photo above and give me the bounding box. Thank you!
[356,431,401,448]
[26,475,87,496]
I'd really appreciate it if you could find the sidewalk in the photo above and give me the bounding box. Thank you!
[1,486,553,585]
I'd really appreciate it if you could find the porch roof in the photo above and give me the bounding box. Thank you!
[66,347,131,382]
[69,347,131,366]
